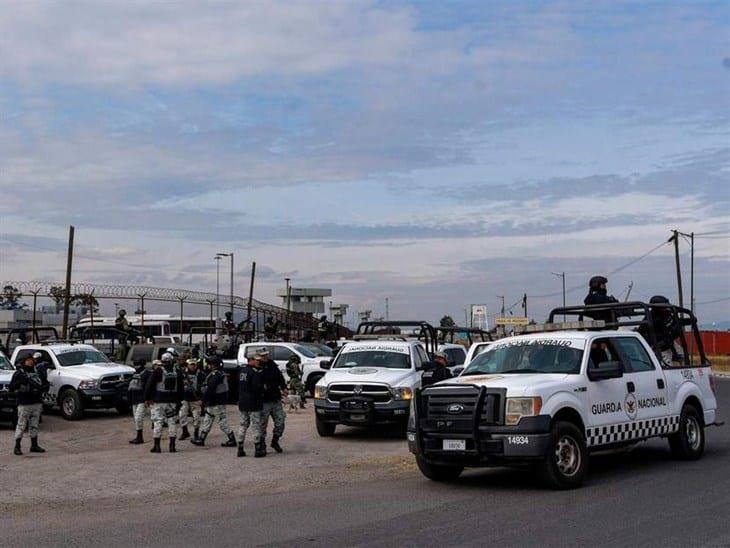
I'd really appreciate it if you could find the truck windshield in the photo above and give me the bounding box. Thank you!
[0,354,13,371]
[462,342,583,375]
[292,345,317,359]
[55,350,110,367]
[334,350,411,370]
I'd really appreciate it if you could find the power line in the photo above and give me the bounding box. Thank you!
[695,296,730,306]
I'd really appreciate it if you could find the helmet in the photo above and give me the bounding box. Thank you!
[288,354,301,363]
[256,349,270,359]
[32,352,43,360]
[208,356,222,368]
[589,276,608,290]
[118,309,126,316]
[152,359,163,367]
[434,351,448,363]
[225,311,232,319]
[165,347,179,357]
[649,295,670,304]
[186,358,199,366]
[161,352,174,363]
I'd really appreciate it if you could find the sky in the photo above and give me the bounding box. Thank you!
[0,0,728,326]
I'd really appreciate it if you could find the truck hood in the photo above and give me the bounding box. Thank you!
[441,373,571,397]
[323,367,415,387]
[0,371,13,381]
[61,363,135,379]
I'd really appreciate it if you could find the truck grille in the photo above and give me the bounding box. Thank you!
[328,383,392,404]
[99,373,132,390]
[422,386,504,425]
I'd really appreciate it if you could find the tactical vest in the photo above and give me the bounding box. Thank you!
[184,372,199,393]
[18,370,43,395]
[207,371,228,395]
[128,371,144,392]
[157,368,178,394]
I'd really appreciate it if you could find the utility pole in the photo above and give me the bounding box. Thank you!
[62,225,75,338]
[551,272,566,320]
[497,295,505,316]
[522,293,528,319]
[671,230,684,308]
[214,255,222,319]
[385,298,389,321]
[690,232,695,315]
[229,252,234,318]
[246,261,256,324]
[285,277,291,336]
[625,281,634,301]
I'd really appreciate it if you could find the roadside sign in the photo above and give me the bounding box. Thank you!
[495,317,530,326]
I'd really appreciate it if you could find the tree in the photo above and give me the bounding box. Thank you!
[439,315,456,328]
[0,285,26,310]
[73,293,99,314]
[49,286,67,313]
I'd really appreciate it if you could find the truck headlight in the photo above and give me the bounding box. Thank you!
[505,397,542,426]
[314,385,328,399]
[78,380,98,390]
[391,387,413,400]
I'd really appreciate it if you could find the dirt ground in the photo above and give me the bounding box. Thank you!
[0,404,415,515]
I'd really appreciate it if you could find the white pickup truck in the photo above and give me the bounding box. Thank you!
[11,342,135,420]
[409,302,720,489]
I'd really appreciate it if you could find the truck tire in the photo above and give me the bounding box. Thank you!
[307,374,324,398]
[316,416,336,437]
[669,404,704,460]
[538,421,587,490]
[415,455,463,482]
[116,403,131,415]
[59,389,84,420]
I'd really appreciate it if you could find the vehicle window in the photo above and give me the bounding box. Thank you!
[334,350,411,370]
[444,347,466,366]
[291,344,317,358]
[0,353,13,371]
[415,345,429,364]
[412,347,423,369]
[273,346,295,361]
[613,337,655,373]
[462,342,584,375]
[131,346,154,363]
[587,339,622,370]
[54,349,110,366]
[245,346,266,359]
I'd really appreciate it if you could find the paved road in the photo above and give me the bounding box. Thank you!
[2,380,728,547]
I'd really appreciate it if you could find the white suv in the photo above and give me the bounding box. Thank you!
[236,342,330,396]
[314,340,429,437]
[11,343,135,420]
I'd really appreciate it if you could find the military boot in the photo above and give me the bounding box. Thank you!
[30,437,46,453]
[254,442,267,458]
[270,436,283,453]
[191,431,207,446]
[237,442,246,457]
[179,426,190,441]
[169,437,177,453]
[221,432,237,447]
[150,438,162,453]
[14,439,22,456]
[193,427,200,441]
[129,430,144,444]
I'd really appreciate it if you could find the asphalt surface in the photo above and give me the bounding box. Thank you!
[1,379,728,547]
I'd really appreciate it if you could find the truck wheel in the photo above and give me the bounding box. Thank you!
[116,403,131,415]
[307,375,324,398]
[316,416,336,437]
[59,389,84,420]
[538,421,587,490]
[669,404,704,460]
[415,455,463,482]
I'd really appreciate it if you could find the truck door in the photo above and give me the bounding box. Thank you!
[583,338,629,436]
[612,336,670,423]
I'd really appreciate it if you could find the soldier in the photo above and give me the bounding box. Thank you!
[191,356,237,448]
[237,356,265,457]
[258,349,288,454]
[317,315,329,342]
[179,358,205,441]
[583,276,619,322]
[10,355,49,455]
[223,311,236,335]
[285,354,307,408]
[128,358,153,444]
[421,351,453,387]
[264,317,279,340]
[144,353,184,453]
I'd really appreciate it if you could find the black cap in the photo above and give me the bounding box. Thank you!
[589,276,608,289]
[208,356,222,367]
[649,295,670,304]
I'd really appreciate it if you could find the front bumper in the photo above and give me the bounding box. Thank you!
[314,397,410,426]
[409,414,552,465]
[79,387,129,409]
[0,392,17,416]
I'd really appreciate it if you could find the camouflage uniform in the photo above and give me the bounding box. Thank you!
[259,401,286,441]
[192,365,236,447]
[10,364,48,455]
[15,403,43,440]
[132,402,149,431]
[151,403,179,439]
[201,405,233,437]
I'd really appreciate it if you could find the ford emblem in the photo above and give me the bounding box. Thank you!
[447,403,464,415]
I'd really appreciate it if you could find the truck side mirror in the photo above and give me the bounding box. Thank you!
[320,360,332,370]
[587,360,623,381]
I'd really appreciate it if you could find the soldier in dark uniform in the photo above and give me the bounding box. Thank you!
[10,355,49,455]
[421,351,453,387]
[179,358,206,441]
[258,349,288,455]
[191,356,236,448]
[583,276,619,322]
[236,356,265,457]
[144,353,184,453]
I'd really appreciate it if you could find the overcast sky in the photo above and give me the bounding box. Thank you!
[0,0,728,326]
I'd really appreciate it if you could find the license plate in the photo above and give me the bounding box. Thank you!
[349,414,367,422]
[443,439,466,451]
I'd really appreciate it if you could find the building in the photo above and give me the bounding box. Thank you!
[276,287,332,316]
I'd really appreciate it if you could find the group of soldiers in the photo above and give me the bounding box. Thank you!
[127,347,304,457]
